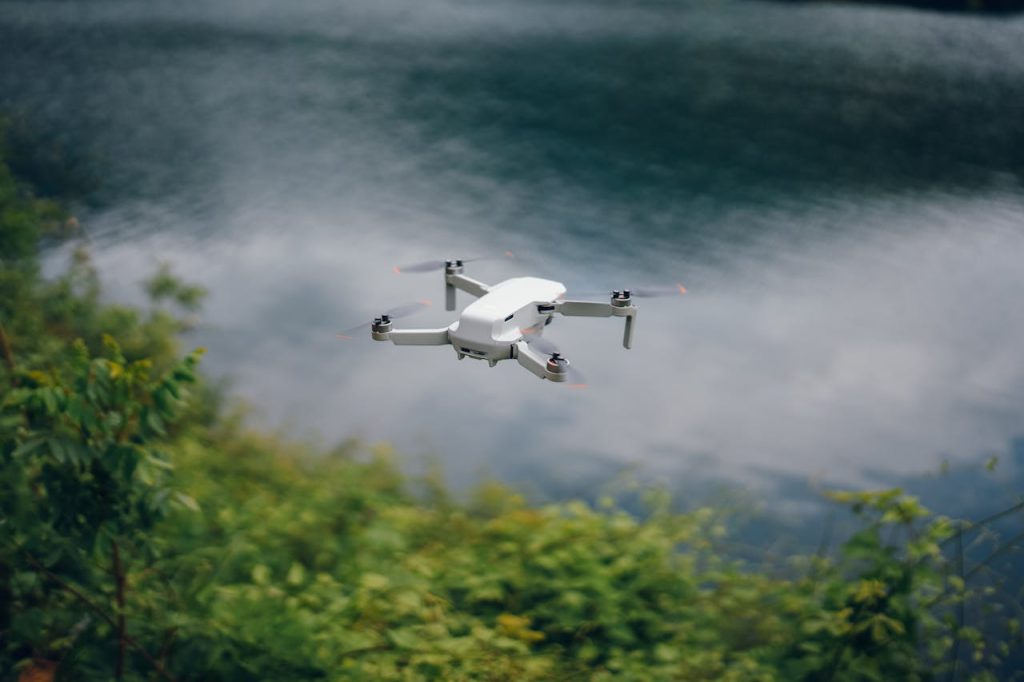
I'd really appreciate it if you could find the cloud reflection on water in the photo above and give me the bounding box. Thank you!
[73,189,1024,491]
[11,0,1024,493]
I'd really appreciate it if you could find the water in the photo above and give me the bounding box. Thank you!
[3,0,1023,495]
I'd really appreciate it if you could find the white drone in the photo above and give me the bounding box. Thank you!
[339,257,686,386]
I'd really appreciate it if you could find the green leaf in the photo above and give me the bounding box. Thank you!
[47,438,66,464]
[165,380,181,399]
[41,387,57,414]
[64,438,87,464]
[286,562,306,586]
[252,565,271,585]
[174,492,200,512]
[146,409,166,435]
[147,453,174,470]
[11,438,44,459]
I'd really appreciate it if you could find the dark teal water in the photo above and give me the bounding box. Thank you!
[3,0,1023,492]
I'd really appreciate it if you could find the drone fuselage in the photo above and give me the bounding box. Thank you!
[449,276,565,362]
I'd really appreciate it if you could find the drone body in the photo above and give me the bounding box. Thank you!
[362,260,646,385]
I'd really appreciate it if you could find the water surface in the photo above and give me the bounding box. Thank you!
[3,0,1023,494]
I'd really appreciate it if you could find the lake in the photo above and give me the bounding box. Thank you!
[3,0,1023,498]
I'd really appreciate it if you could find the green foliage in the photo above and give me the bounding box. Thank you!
[144,263,206,314]
[1,337,203,677]
[0,133,1018,680]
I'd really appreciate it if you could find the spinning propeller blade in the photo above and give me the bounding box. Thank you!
[384,299,433,319]
[632,283,688,298]
[393,259,447,274]
[523,333,559,356]
[564,363,588,389]
[336,300,432,340]
[570,282,687,299]
[522,332,587,388]
[394,252,515,274]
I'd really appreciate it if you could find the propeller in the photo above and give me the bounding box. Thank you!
[336,299,431,340]
[521,330,587,388]
[394,252,515,274]
[569,283,687,299]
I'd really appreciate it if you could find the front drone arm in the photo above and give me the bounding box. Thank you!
[553,298,638,349]
[443,261,491,310]
[513,340,567,382]
[388,329,451,346]
[371,320,451,346]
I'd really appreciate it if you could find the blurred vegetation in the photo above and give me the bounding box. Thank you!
[1,127,1021,681]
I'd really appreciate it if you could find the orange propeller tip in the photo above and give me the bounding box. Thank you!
[393,265,401,273]
[504,250,514,258]
[568,383,588,389]
[677,283,687,295]
[336,334,353,340]
[420,299,432,307]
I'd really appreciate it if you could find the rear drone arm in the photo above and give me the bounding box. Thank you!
[371,320,451,346]
[443,261,491,310]
[550,296,638,349]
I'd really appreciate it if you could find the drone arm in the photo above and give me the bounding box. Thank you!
[554,300,637,350]
[445,272,491,311]
[446,273,490,298]
[556,301,614,317]
[513,340,565,382]
[445,282,456,311]
[383,328,452,346]
[622,312,636,349]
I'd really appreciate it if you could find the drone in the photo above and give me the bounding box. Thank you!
[339,257,686,386]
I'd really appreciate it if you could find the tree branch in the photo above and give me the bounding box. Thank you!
[112,540,127,681]
[940,500,1024,549]
[0,323,17,382]
[16,546,177,682]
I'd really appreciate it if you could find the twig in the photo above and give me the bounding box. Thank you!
[157,628,179,671]
[112,540,127,681]
[947,532,965,682]
[807,509,836,579]
[0,322,16,381]
[927,527,1024,608]
[940,500,1024,549]
[963,528,1024,583]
